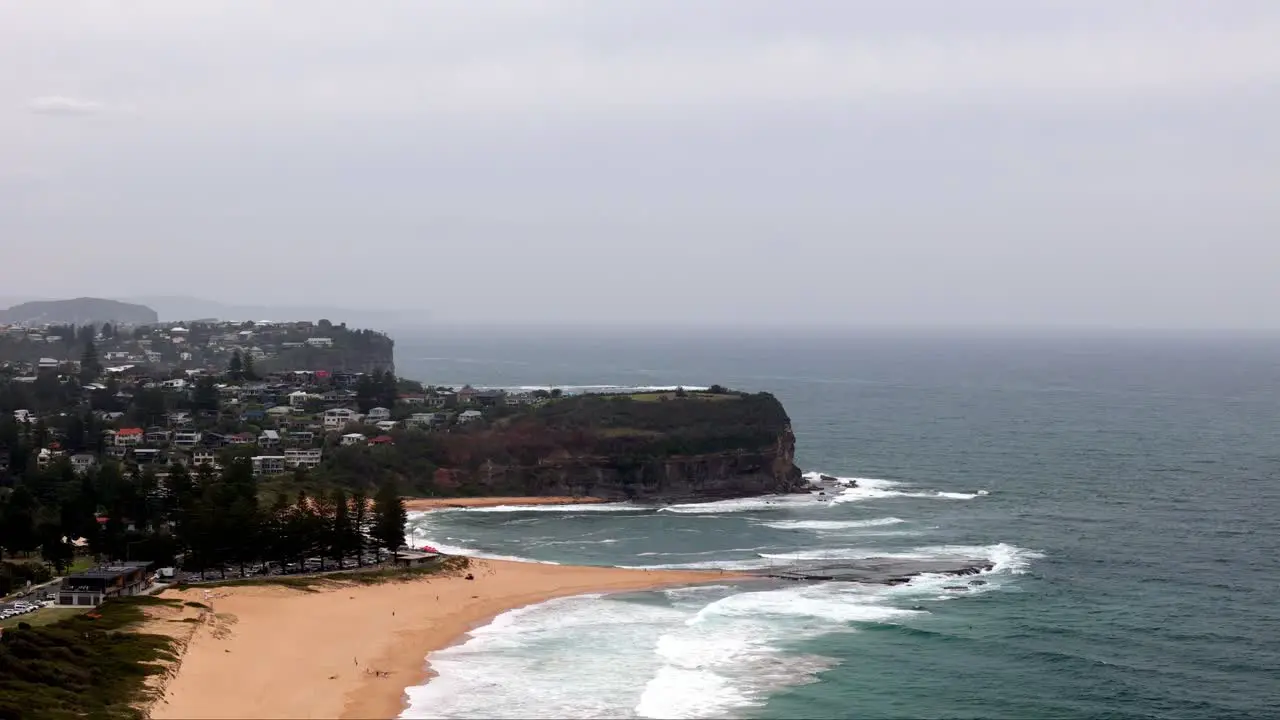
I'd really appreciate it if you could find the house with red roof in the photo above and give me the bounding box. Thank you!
[367,435,395,447]
[115,428,144,447]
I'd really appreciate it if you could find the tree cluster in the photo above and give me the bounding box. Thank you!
[0,456,408,578]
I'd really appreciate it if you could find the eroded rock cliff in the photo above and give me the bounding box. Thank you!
[419,390,807,501]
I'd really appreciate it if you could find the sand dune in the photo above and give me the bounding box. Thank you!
[147,559,744,719]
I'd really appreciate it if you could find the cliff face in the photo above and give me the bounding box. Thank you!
[441,430,804,502]
[425,391,807,502]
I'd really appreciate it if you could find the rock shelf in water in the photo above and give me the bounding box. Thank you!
[754,557,994,584]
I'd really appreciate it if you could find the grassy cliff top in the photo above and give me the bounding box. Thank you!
[526,389,792,437]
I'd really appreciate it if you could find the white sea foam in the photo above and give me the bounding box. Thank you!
[658,495,818,514]
[401,582,914,719]
[761,517,906,531]
[804,471,988,503]
[406,512,561,564]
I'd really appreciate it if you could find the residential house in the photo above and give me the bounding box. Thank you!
[340,432,366,446]
[287,430,315,446]
[424,393,453,408]
[13,409,31,423]
[456,385,479,405]
[241,409,266,423]
[408,413,435,428]
[251,455,287,476]
[132,448,163,465]
[70,454,97,475]
[458,409,484,424]
[288,390,311,407]
[323,407,359,429]
[474,390,507,407]
[161,378,188,391]
[258,429,281,448]
[226,432,254,445]
[115,428,144,446]
[367,435,394,447]
[284,448,322,469]
[191,450,217,467]
[375,420,398,433]
[37,357,60,371]
[104,445,127,460]
[266,406,293,419]
[400,394,426,406]
[173,431,202,448]
[305,337,333,348]
[366,406,392,422]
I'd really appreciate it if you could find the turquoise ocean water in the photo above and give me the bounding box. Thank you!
[392,330,1279,719]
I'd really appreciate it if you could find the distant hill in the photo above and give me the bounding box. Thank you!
[120,295,414,327]
[0,297,159,326]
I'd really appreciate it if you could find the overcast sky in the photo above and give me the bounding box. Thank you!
[3,1,1279,329]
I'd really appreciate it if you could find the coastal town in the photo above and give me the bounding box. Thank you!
[0,318,565,615]
[0,318,553,483]
[0,312,783,720]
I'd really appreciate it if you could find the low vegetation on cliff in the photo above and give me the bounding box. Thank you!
[0,595,178,720]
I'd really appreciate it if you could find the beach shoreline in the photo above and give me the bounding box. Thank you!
[146,558,749,720]
[402,495,610,511]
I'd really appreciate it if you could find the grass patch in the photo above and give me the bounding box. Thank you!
[65,556,96,574]
[174,556,470,592]
[0,596,181,720]
[627,391,741,402]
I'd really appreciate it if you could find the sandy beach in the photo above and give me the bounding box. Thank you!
[147,558,746,719]
[402,496,610,511]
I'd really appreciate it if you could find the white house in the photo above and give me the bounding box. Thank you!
[37,357,59,370]
[288,390,311,407]
[458,409,484,424]
[375,420,398,432]
[173,431,202,448]
[13,409,31,423]
[251,455,287,476]
[340,432,366,446]
[323,408,358,428]
[161,378,188,390]
[366,407,392,422]
[70,454,97,475]
[284,448,323,469]
[258,429,281,448]
[192,450,217,467]
[305,337,333,348]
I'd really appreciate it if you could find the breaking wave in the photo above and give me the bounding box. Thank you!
[761,517,906,531]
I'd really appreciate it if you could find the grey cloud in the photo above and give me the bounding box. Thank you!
[1,1,1279,329]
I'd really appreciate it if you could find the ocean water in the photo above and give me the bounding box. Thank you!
[393,330,1280,719]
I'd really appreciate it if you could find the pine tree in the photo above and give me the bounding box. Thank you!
[350,490,369,566]
[80,339,102,383]
[371,480,407,554]
[330,489,354,564]
[228,350,244,382]
[242,352,257,381]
